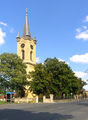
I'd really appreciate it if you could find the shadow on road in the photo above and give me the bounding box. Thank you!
[0,109,73,120]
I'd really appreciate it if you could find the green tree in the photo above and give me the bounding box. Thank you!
[0,76,6,95]
[29,63,50,95]
[0,53,28,97]
[29,57,86,97]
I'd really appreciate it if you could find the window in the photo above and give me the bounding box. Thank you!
[30,45,33,49]
[22,50,25,60]
[21,43,25,48]
[30,51,32,61]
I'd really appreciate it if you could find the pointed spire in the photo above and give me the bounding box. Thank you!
[34,34,36,40]
[23,8,31,38]
[34,34,37,44]
[16,32,20,38]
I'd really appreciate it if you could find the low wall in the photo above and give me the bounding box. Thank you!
[14,94,54,103]
[14,97,36,103]
[43,94,53,103]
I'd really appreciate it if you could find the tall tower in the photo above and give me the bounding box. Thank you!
[16,9,36,75]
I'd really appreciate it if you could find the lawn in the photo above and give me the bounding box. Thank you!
[0,101,7,105]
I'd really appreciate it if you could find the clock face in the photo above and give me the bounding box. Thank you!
[30,45,33,49]
[21,43,25,48]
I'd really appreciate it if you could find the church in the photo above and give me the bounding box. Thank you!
[16,9,36,99]
[15,9,54,103]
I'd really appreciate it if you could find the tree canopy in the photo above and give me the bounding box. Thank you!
[29,58,86,97]
[0,53,28,97]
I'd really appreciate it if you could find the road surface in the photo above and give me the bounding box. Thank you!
[0,100,88,120]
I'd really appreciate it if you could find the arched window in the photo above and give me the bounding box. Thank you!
[22,50,25,60]
[30,51,32,61]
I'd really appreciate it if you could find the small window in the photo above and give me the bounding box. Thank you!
[22,50,25,60]
[30,51,32,61]
[30,45,33,49]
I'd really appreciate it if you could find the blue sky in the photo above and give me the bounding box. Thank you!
[1,0,88,89]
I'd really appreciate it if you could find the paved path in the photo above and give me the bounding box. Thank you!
[0,100,88,120]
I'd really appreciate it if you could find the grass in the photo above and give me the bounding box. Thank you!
[0,101,7,105]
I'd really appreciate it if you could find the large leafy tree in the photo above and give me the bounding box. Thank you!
[0,53,28,97]
[29,58,86,97]
[29,63,52,95]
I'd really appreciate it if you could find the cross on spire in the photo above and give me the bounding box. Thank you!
[26,8,27,16]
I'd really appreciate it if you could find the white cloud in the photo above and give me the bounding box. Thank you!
[36,57,41,63]
[70,53,88,64]
[75,16,88,41]
[74,71,87,78]
[76,28,81,33]
[58,58,64,62]
[74,71,88,90]
[84,16,88,22]
[58,58,69,65]
[75,30,88,40]
[0,21,7,26]
[0,28,6,45]
[83,26,87,29]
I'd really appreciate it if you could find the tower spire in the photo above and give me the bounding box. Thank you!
[23,8,31,38]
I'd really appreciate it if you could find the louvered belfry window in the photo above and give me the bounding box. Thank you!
[22,50,25,60]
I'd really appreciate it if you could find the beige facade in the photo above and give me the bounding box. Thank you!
[17,37,36,73]
[16,9,36,98]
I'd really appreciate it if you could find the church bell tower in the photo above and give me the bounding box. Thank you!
[16,9,36,74]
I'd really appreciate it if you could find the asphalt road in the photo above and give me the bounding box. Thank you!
[0,100,88,120]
